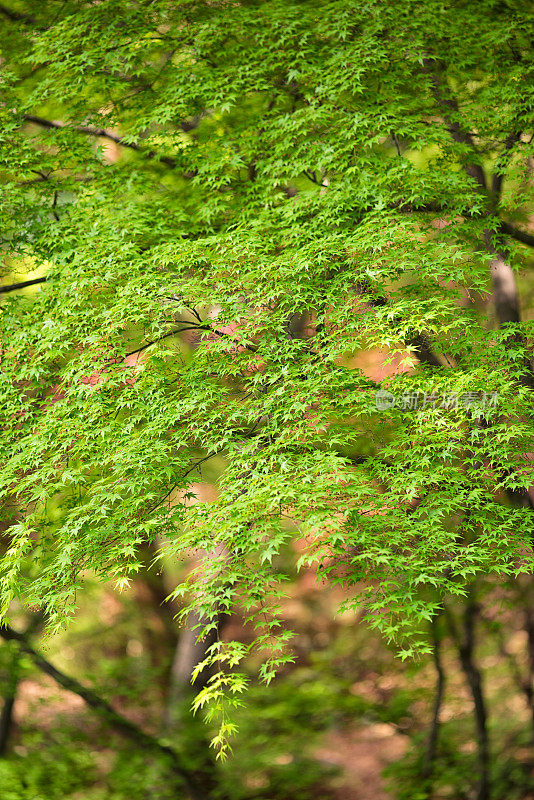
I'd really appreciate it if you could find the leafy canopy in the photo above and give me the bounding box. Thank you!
[1,0,534,746]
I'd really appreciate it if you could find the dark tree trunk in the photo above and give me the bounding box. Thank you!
[446,596,491,800]
[422,615,446,784]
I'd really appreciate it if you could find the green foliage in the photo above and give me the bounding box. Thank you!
[0,632,389,800]
[385,722,534,800]
[1,0,534,750]
[0,729,98,800]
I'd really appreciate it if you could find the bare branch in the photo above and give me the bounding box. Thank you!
[483,231,521,325]
[0,277,46,294]
[491,131,522,202]
[422,615,446,781]
[500,220,534,248]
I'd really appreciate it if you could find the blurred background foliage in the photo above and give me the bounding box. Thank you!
[1,548,534,799]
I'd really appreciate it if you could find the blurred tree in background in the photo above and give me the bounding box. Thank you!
[1,1,534,798]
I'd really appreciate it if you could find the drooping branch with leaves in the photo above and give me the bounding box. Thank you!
[1,0,534,764]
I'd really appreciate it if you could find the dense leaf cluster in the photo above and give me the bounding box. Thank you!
[1,0,533,745]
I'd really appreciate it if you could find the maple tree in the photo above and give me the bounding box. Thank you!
[1,1,534,783]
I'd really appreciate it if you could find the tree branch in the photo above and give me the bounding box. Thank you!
[445,597,490,800]
[124,324,208,360]
[0,624,211,800]
[23,115,178,169]
[355,284,446,367]
[422,614,446,781]
[500,220,534,248]
[0,3,35,22]
[483,231,522,325]
[423,61,487,192]
[407,333,444,368]
[0,611,44,756]
[491,131,522,203]
[0,277,46,294]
